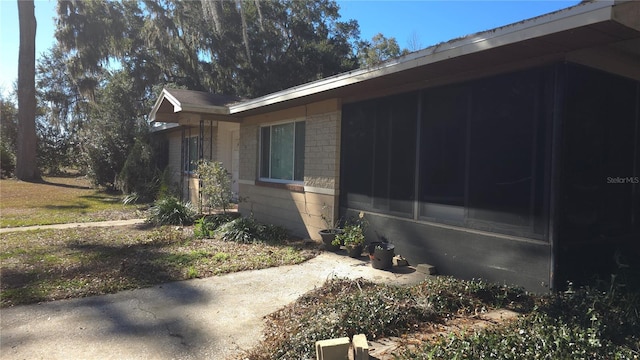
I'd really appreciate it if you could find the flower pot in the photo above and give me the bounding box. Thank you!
[346,244,364,258]
[319,229,342,251]
[370,242,395,270]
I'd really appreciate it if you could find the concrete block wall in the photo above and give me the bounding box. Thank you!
[304,107,341,191]
[315,337,350,360]
[315,334,369,360]
[238,99,342,240]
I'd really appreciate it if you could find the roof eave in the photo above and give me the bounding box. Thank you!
[229,0,625,115]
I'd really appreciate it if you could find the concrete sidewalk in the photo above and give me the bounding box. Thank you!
[0,219,147,233]
[0,251,431,360]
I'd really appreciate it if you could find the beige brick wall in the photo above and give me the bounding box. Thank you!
[240,184,336,239]
[304,110,341,190]
[238,99,342,240]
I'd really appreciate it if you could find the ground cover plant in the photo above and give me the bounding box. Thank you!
[241,277,640,360]
[0,175,144,228]
[242,277,534,359]
[0,224,318,307]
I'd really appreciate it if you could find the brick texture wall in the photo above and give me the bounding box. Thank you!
[238,100,342,240]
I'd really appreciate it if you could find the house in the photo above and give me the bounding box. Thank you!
[149,88,242,205]
[150,0,640,292]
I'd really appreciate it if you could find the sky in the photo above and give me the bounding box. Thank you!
[0,0,580,98]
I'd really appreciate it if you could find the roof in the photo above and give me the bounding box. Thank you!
[149,88,242,123]
[150,0,640,123]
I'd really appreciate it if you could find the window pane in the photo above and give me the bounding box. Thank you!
[341,102,375,208]
[270,123,294,180]
[388,93,417,215]
[467,70,542,229]
[260,127,271,178]
[372,102,390,209]
[420,85,468,221]
[562,64,638,238]
[294,121,305,181]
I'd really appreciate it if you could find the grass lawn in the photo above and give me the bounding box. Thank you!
[0,175,144,228]
[0,225,318,307]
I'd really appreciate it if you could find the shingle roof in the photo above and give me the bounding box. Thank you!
[163,88,242,108]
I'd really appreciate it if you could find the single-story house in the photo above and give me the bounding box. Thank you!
[150,0,640,292]
[150,88,242,205]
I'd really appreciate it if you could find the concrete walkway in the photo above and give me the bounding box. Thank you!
[0,251,430,360]
[0,219,147,233]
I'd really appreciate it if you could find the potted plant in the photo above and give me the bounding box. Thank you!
[318,204,342,251]
[368,241,395,270]
[333,212,367,258]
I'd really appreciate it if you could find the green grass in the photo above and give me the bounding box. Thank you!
[0,176,144,228]
[0,225,318,307]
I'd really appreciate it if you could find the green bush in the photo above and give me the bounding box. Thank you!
[0,139,15,178]
[195,160,233,212]
[118,139,161,202]
[215,216,288,243]
[194,213,238,238]
[147,197,196,226]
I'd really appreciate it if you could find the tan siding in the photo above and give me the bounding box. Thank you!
[166,130,183,188]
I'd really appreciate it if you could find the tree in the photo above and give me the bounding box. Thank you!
[357,33,409,67]
[55,0,362,98]
[0,95,18,177]
[81,69,145,188]
[16,0,40,181]
[36,45,88,174]
[51,0,369,186]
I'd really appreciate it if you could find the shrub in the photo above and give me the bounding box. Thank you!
[0,139,15,178]
[215,216,289,244]
[147,196,196,226]
[259,224,289,244]
[194,213,238,238]
[195,160,233,213]
[118,139,158,202]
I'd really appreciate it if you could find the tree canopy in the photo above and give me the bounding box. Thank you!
[25,0,409,188]
[54,0,363,99]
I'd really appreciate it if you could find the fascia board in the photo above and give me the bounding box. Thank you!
[180,103,231,115]
[228,1,617,115]
[149,88,182,123]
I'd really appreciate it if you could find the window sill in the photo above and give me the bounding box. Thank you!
[255,179,304,193]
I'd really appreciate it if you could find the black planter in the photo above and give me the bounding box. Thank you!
[319,229,342,251]
[346,244,364,258]
[369,242,395,270]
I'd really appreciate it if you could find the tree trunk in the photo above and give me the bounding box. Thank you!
[16,0,40,181]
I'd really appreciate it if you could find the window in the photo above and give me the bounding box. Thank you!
[260,121,305,182]
[419,84,469,222]
[341,93,418,217]
[466,69,549,233]
[341,66,554,238]
[183,136,199,173]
